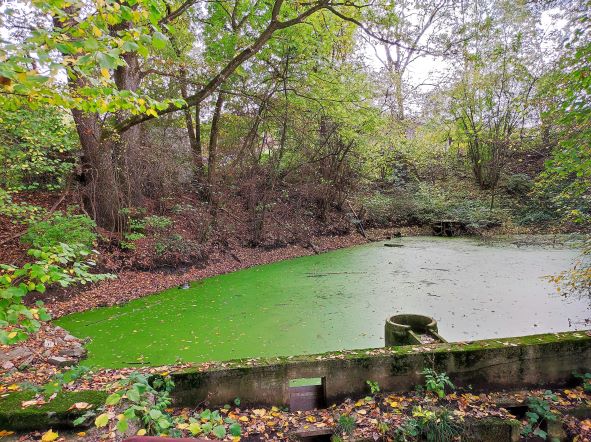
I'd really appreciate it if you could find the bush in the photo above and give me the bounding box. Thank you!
[0,243,114,344]
[153,234,205,266]
[0,189,45,224]
[505,173,533,196]
[413,182,506,228]
[0,98,78,191]
[144,215,173,232]
[360,191,416,227]
[21,211,96,248]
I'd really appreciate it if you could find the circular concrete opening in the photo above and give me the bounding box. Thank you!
[385,314,439,346]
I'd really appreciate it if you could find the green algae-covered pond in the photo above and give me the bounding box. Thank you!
[56,236,589,368]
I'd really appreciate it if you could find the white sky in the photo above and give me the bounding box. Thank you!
[364,7,567,94]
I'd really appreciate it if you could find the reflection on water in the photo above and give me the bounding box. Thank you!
[56,236,590,367]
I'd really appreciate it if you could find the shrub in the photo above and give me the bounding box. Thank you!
[21,212,96,248]
[154,234,204,266]
[360,191,416,226]
[421,368,455,398]
[0,189,45,224]
[505,173,533,196]
[412,182,507,228]
[0,243,114,344]
[396,407,461,442]
[0,98,78,191]
[144,215,173,232]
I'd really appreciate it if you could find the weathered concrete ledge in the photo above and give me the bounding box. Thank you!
[0,390,107,431]
[171,331,591,407]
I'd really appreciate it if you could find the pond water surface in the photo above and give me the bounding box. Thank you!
[56,236,590,368]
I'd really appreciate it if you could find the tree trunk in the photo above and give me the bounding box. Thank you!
[194,102,203,174]
[207,92,225,203]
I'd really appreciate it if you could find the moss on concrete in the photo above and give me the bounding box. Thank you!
[175,331,590,374]
[0,390,108,431]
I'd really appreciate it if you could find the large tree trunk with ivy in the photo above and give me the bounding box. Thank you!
[74,52,143,231]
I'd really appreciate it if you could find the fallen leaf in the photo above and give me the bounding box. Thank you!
[41,429,59,442]
[69,402,91,410]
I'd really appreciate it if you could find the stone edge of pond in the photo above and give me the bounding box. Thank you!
[172,330,590,374]
[170,330,591,408]
[0,390,108,431]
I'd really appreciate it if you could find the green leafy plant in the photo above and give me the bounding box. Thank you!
[23,366,91,397]
[335,414,356,436]
[0,243,114,344]
[87,373,242,439]
[396,407,461,442]
[144,215,173,232]
[0,189,45,224]
[366,380,380,395]
[574,372,591,393]
[21,211,96,248]
[521,391,559,440]
[88,373,176,435]
[421,368,455,398]
[0,98,78,191]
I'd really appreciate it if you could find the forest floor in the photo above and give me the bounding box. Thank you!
[1,378,590,441]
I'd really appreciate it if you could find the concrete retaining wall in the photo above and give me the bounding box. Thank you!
[171,331,591,407]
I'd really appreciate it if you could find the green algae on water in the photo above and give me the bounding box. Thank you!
[55,236,588,368]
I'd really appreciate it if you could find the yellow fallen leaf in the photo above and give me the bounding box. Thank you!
[357,409,367,415]
[7,384,19,391]
[77,432,86,437]
[7,332,17,339]
[355,400,365,407]
[136,429,147,436]
[238,416,249,422]
[69,402,91,410]
[306,416,316,423]
[231,437,241,442]
[41,429,59,442]
[0,430,15,437]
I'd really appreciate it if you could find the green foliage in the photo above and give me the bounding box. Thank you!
[521,391,558,440]
[87,373,176,435]
[0,98,78,191]
[22,366,91,398]
[119,210,173,251]
[366,380,380,395]
[154,234,199,258]
[0,189,45,224]
[395,407,461,442]
[413,183,506,228]
[87,372,243,439]
[21,211,96,248]
[144,215,173,232]
[574,372,591,393]
[421,369,455,398]
[335,414,356,436]
[360,192,416,226]
[505,174,533,196]
[0,243,114,344]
